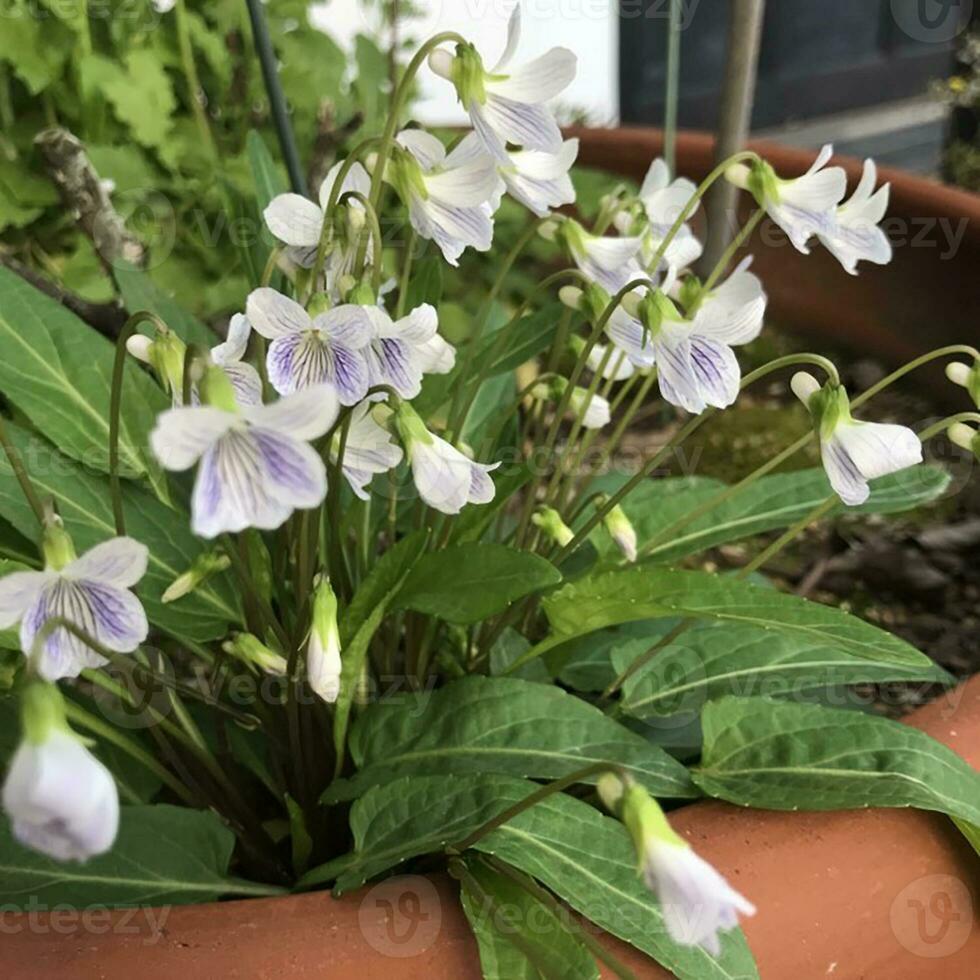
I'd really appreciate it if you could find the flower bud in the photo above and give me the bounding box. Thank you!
[308,576,342,704]
[223,633,287,677]
[598,497,638,562]
[531,506,574,548]
[198,364,238,413]
[946,360,980,408]
[2,681,119,861]
[559,285,584,310]
[948,422,980,460]
[126,334,154,363]
[162,550,231,603]
[41,513,76,571]
[427,48,455,81]
[128,327,186,405]
[597,771,627,815]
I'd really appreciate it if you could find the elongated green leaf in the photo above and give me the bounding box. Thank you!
[333,532,428,770]
[307,775,757,980]
[324,676,696,802]
[602,467,950,564]
[618,622,951,720]
[695,697,980,825]
[341,530,428,644]
[539,567,926,669]
[459,857,599,980]
[0,805,282,907]
[479,304,561,377]
[397,544,561,625]
[0,424,239,642]
[246,130,287,213]
[0,267,164,489]
[114,262,216,348]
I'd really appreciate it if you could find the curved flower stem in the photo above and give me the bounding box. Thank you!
[448,762,613,853]
[637,347,974,560]
[0,414,45,526]
[396,226,418,318]
[110,311,168,535]
[311,136,383,290]
[690,207,764,313]
[340,190,385,292]
[446,216,549,438]
[363,30,468,223]
[554,354,839,565]
[261,246,282,287]
[63,699,198,806]
[919,411,980,441]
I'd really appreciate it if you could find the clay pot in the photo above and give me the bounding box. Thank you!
[570,127,980,405]
[2,675,978,979]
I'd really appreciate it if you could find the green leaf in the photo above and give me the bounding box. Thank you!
[0,805,282,907]
[307,775,757,980]
[324,676,696,803]
[539,566,928,669]
[0,267,165,488]
[0,424,239,642]
[618,621,952,720]
[0,16,68,93]
[605,467,951,564]
[404,255,443,312]
[695,697,980,826]
[396,544,561,625]
[478,304,561,377]
[246,130,287,214]
[450,464,531,545]
[458,857,600,980]
[341,530,428,645]
[114,262,216,347]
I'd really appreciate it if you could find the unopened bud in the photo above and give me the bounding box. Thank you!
[948,422,980,460]
[308,576,342,704]
[946,360,980,407]
[223,633,287,677]
[599,497,638,562]
[162,551,231,603]
[531,506,574,548]
[559,285,584,310]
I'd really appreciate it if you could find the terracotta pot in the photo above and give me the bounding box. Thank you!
[570,127,980,405]
[2,676,978,979]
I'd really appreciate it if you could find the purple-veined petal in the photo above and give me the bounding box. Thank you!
[312,304,376,350]
[393,304,439,345]
[211,314,252,365]
[246,288,310,339]
[692,269,767,345]
[77,580,148,651]
[251,428,328,507]
[409,437,473,515]
[150,406,239,472]
[425,158,501,208]
[655,332,707,415]
[689,335,741,409]
[369,337,423,399]
[485,46,576,104]
[467,461,500,505]
[470,101,512,165]
[834,420,922,482]
[0,570,50,629]
[64,538,148,589]
[222,362,263,407]
[820,436,870,506]
[396,129,447,170]
[606,308,656,368]
[482,93,563,153]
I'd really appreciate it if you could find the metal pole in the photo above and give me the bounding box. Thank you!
[699,0,766,275]
[244,0,307,196]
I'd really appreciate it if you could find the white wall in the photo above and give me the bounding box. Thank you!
[310,0,619,125]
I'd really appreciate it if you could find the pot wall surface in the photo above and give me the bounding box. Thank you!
[1,677,978,978]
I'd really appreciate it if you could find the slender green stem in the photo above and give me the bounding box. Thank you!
[920,411,980,442]
[340,190,385,291]
[396,227,418,318]
[0,415,45,526]
[448,763,611,853]
[63,700,198,806]
[447,216,547,437]
[663,0,683,175]
[245,0,305,194]
[692,207,764,309]
[110,312,168,535]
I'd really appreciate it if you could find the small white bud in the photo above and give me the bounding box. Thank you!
[790,371,821,406]
[126,334,154,363]
[427,48,455,81]
[559,285,584,310]
[946,362,971,387]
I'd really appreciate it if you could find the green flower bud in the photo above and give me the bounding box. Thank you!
[41,514,76,571]
[946,361,980,408]
[223,633,287,677]
[531,506,574,548]
[198,364,238,414]
[162,551,231,604]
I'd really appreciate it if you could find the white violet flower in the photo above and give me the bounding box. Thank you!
[428,5,576,165]
[246,288,375,404]
[598,774,754,957]
[816,159,892,274]
[394,402,499,515]
[2,682,119,862]
[791,371,923,506]
[363,302,446,400]
[389,129,500,266]
[330,402,403,501]
[730,144,847,253]
[150,368,340,537]
[0,524,148,683]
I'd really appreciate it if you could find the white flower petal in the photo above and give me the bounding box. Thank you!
[692,269,767,346]
[64,538,148,589]
[655,330,706,415]
[410,437,474,515]
[425,158,501,208]
[834,420,923,482]
[263,194,323,248]
[481,93,563,154]
[820,436,870,506]
[313,305,376,350]
[485,46,577,104]
[689,336,741,409]
[246,288,310,339]
[222,362,264,407]
[396,129,447,170]
[317,160,371,211]
[0,570,50,629]
[151,407,239,472]
[247,384,340,441]
[493,1,523,71]
[393,304,439,345]
[212,314,252,365]
[3,731,119,861]
[582,234,643,270]
[508,138,579,180]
